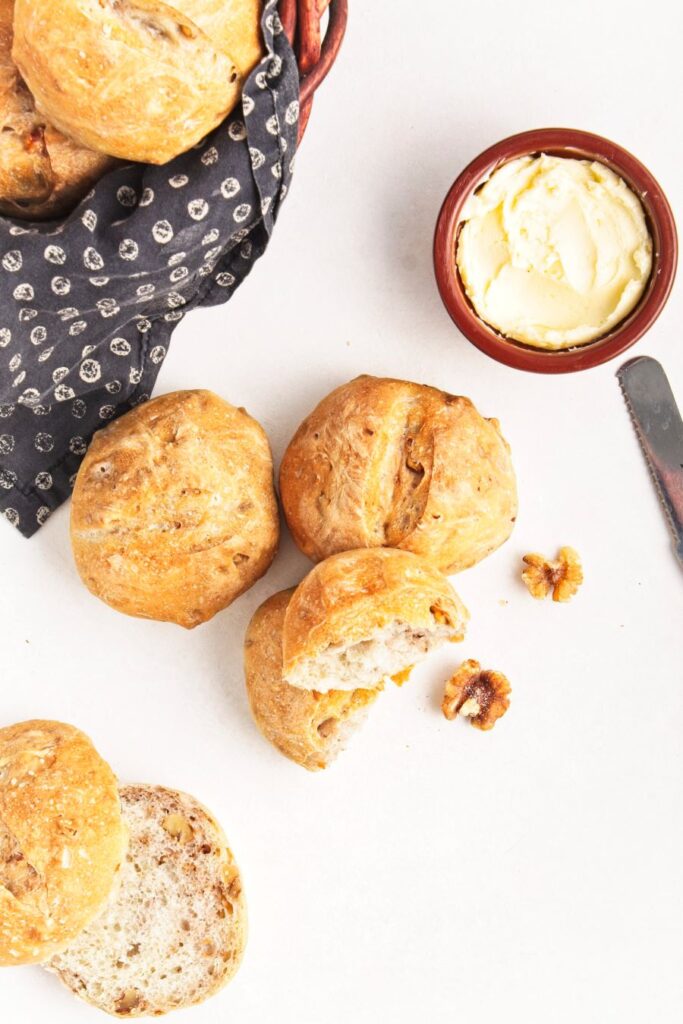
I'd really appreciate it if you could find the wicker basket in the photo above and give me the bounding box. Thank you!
[282,0,348,138]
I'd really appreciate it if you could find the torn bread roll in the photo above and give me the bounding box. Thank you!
[280,375,518,574]
[0,720,126,967]
[282,548,469,693]
[70,390,279,629]
[0,0,115,219]
[12,0,258,164]
[48,784,246,1017]
[245,589,382,771]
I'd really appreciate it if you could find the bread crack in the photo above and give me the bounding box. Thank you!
[382,400,433,546]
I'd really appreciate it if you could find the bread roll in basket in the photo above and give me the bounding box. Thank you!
[0,0,347,538]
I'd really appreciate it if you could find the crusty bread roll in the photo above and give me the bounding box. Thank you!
[71,390,279,629]
[0,0,115,219]
[280,375,518,574]
[0,720,126,967]
[49,784,246,1017]
[245,589,382,771]
[282,548,469,692]
[12,0,256,164]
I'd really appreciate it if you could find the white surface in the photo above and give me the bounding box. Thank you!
[2,1,683,1021]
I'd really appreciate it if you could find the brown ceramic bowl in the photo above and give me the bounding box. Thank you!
[433,128,678,373]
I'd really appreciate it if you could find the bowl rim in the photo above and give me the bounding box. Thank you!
[433,127,678,374]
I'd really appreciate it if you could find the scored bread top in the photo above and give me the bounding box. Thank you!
[0,720,126,966]
[173,0,263,75]
[12,0,245,164]
[279,375,518,574]
[245,589,382,771]
[70,390,279,629]
[49,784,247,1018]
[282,548,469,689]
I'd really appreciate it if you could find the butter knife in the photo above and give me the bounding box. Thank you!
[617,356,683,570]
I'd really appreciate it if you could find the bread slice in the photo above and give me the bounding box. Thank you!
[283,548,469,692]
[48,785,246,1017]
[245,589,382,771]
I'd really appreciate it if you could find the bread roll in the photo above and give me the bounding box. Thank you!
[49,784,247,1017]
[282,548,469,692]
[0,0,115,219]
[280,375,518,574]
[71,390,279,629]
[245,589,382,771]
[0,720,126,966]
[12,0,251,164]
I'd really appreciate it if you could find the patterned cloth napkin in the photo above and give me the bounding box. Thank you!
[0,0,298,537]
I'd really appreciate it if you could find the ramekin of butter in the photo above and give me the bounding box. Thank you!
[434,128,677,373]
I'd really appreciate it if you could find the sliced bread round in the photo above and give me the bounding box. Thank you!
[48,784,246,1017]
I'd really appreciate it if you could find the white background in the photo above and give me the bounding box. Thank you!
[2,1,683,1021]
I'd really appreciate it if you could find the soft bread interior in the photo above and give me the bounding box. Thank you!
[287,619,456,693]
[47,785,245,1018]
[245,590,382,771]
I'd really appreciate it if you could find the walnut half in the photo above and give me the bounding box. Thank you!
[442,660,511,731]
[522,547,583,602]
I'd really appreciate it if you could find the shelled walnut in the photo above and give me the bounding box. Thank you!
[442,660,511,731]
[522,547,583,602]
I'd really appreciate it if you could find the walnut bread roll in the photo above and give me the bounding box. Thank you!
[282,548,469,693]
[280,375,518,574]
[245,589,383,771]
[12,0,260,165]
[0,0,115,219]
[0,720,126,966]
[70,390,279,629]
[48,784,247,1017]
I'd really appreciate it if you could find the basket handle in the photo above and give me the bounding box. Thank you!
[279,0,348,139]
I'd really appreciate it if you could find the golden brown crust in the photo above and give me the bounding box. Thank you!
[0,720,126,966]
[174,0,263,75]
[245,589,381,771]
[282,547,469,685]
[0,0,116,220]
[13,0,247,164]
[70,390,279,629]
[279,375,518,574]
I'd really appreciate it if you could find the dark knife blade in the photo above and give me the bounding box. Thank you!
[617,356,683,570]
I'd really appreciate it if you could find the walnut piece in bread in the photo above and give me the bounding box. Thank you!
[13,0,250,164]
[280,375,518,574]
[70,390,279,629]
[282,548,469,692]
[48,785,247,1017]
[0,720,126,966]
[245,589,383,771]
[0,0,115,219]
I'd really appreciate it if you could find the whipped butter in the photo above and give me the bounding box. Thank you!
[456,154,653,349]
